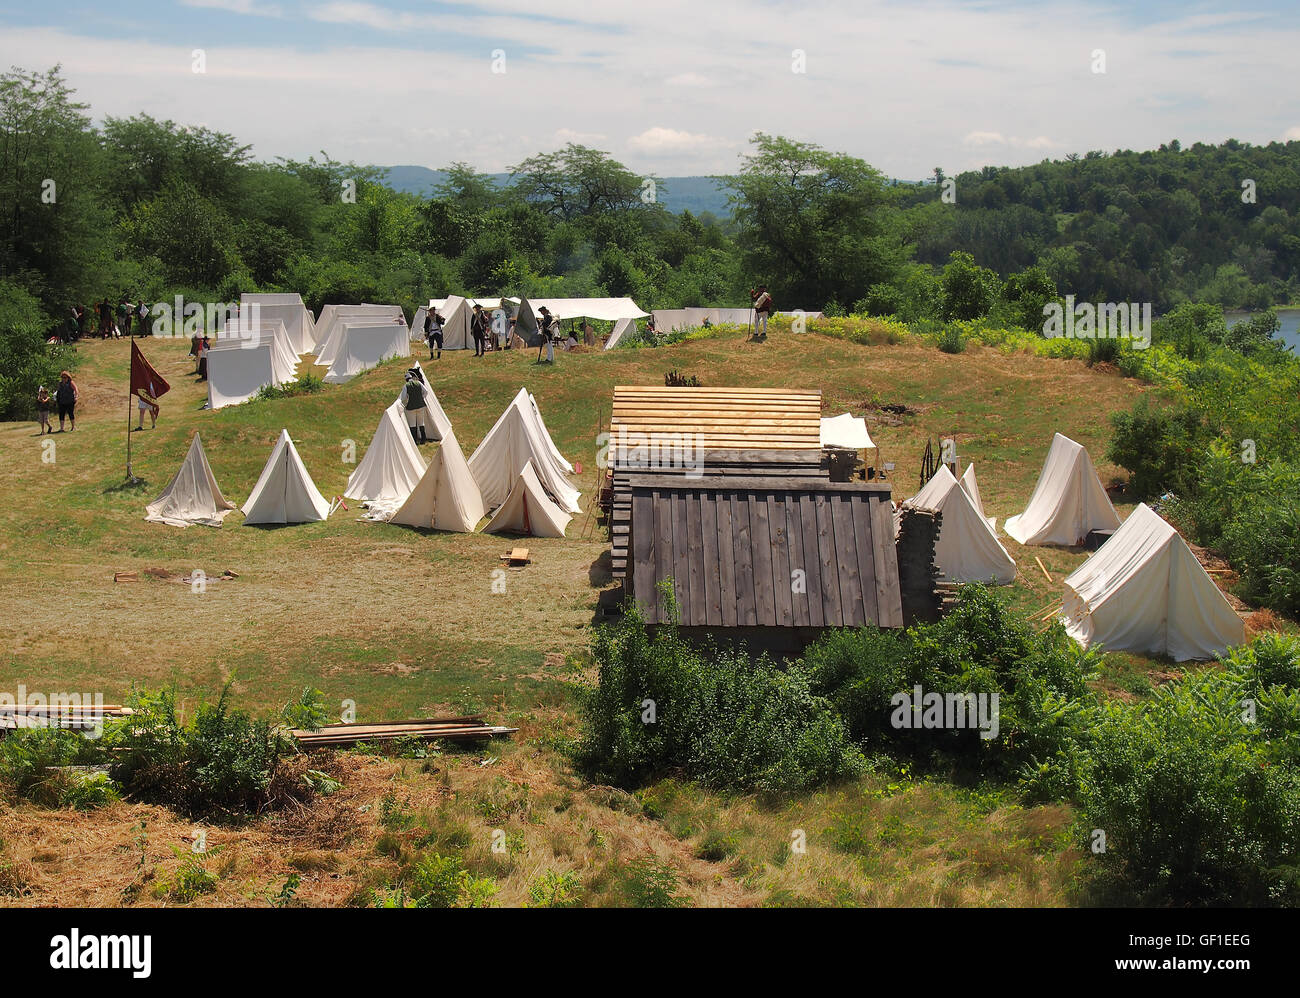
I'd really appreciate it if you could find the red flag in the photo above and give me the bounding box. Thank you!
[130,341,170,407]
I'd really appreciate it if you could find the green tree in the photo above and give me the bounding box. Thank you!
[724,133,909,308]
[940,250,1001,321]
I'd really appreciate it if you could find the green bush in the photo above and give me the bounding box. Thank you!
[807,586,1098,779]
[618,857,688,908]
[0,726,99,806]
[0,278,72,420]
[1072,636,1300,905]
[253,371,324,401]
[527,870,584,908]
[1107,396,1218,499]
[103,681,327,821]
[408,852,498,908]
[936,325,966,354]
[574,587,864,793]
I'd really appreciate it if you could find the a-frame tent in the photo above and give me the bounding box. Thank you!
[605,316,636,350]
[960,463,995,531]
[903,466,1016,584]
[389,432,485,533]
[439,295,473,350]
[1061,503,1245,661]
[145,433,236,527]
[242,429,331,525]
[345,399,428,503]
[468,388,580,513]
[401,361,453,441]
[1004,433,1120,546]
[482,461,571,538]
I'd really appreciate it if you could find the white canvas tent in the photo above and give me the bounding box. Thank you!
[606,316,636,350]
[1004,433,1120,546]
[820,412,875,450]
[145,433,236,527]
[410,305,428,342]
[242,430,331,525]
[206,341,288,409]
[400,361,453,441]
[483,461,571,538]
[345,400,428,503]
[1061,503,1245,661]
[240,293,315,354]
[468,388,580,513]
[389,432,485,533]
[220,320,299,381]
[323,323,411,384]
[314,308,406,365]
[438,295,473,350]
[904,466,1016,584]
[960,463,995,531]
[516,297,647,344]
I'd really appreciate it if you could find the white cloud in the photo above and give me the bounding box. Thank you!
[180,0,284,16]
[628,127,724,155]
[2,2,1299,177]
[1285,126,1300,141]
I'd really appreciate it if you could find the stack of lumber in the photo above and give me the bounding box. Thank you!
[0,703,132,732]
[291,715,516,748]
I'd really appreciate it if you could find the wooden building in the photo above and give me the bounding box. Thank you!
[604,385,904,646]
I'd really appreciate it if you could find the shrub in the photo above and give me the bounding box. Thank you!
[253,371,323,401]
[807,586,1098,780]
[0,726,99,806]
[619,857,688,908]
[574,588,864,794]
[527,870,583,908]
[408,852,498,908]
[1106,396,1218,499]
[936,325,966,354]
[103,682,326,821]
[1073,639,1300,905]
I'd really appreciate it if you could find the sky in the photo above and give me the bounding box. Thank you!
[1,0,1298,179]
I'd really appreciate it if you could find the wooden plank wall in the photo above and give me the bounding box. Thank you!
[628,477,903,630]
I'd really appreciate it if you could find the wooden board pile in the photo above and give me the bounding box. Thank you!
[0,703,133,732]
[291,715,517,748]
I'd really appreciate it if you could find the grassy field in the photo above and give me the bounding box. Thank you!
[0,319,1219,906]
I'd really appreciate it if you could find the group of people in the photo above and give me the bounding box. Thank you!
[35,371,79,433]
[65,298,151,341]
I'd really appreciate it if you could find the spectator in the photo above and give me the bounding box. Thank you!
[36,385,52,434]
[196,335,211,381]
[55,371,78,431]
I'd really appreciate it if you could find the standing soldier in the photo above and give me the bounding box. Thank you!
[749,285,773,340]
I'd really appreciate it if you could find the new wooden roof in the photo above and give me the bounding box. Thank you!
[627,476,903,630]
[610,386,822,454]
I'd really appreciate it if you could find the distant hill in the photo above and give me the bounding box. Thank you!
[378,165,734,218]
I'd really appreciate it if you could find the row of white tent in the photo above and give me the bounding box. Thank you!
[897,431,1244,661]
[148,374,579,538]
[207,297,413,409]
[418,296,649,352]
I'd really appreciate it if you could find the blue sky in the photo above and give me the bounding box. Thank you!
[1,0,1297,177]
